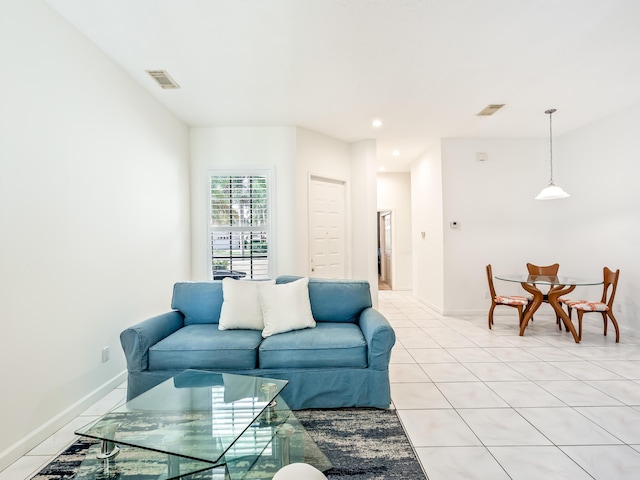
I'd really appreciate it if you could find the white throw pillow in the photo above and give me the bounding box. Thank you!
[218,278,275,330]
[258,277,316,338]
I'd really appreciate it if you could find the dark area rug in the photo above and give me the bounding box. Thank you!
[31,408,425,480]
[296,408,425,480]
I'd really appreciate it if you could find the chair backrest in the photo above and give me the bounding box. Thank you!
[602,267,620,308]
[486,264,497,298]
[526,262,559,276]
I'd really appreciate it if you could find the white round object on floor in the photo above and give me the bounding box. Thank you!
[272,463,328,480]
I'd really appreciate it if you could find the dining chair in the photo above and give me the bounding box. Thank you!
[560,267,620,342]
[486,264,531,329]
[526,262,563,329]
[526,262,559,277]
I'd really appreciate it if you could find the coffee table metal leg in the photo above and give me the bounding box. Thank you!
[275,423,295,467]
[97,439,120,460]
[95,420,121,463]
[97,439,119,476]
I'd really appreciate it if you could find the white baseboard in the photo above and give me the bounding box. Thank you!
[0,370,127,472]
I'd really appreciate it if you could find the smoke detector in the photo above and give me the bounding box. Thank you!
[146,70,180,89]
[477,104,505,116]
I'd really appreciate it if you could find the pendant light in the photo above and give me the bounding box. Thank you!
[535,108,570,200]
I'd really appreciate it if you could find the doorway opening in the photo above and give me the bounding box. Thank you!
[378,211,392,290]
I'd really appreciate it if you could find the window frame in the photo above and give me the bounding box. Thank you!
[207,168,275,280]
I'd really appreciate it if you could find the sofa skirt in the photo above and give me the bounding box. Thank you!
[126,367,392,410]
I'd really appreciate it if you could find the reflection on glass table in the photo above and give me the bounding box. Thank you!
[75,370,331,479]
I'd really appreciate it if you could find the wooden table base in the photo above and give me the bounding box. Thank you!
[519,283,580,343]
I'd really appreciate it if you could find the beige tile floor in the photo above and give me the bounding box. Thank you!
[3,289,640,479]
[383,290,640,480]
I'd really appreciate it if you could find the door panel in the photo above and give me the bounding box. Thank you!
[309,177,346,278]
[384,213,392,288]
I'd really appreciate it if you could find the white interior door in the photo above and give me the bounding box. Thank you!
[383,213,392,288]
[378,213,386,280]
[309,176,346,278]
[379,212,393,288]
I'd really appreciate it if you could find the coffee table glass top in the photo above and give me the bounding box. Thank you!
[75,371,287,467]
[495,274,603,286]
[75,395,332,479]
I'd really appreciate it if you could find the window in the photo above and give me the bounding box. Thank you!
[208,172,272,279]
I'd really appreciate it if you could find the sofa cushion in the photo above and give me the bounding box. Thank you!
[219,278,275,331]
[148,325,262,370]
[259,322,367,369]
[276,276,372,323]
[259,277,316,338]
[172,282,223,325]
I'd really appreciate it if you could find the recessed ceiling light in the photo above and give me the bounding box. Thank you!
[392,150,400,157]
[372,119,383,128]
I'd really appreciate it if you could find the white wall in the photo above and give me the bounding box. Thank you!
[552,103,640,332]
[377,173,413,290]
[350,140,380,305]
[440,137,553,314]
[0,0,191,467]
[415,103,640,332]
[411,141,445,311]
[189,127,298,279]
[294,128,351,275]
[190,127,381,293]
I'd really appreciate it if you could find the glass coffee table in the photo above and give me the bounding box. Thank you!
[75,370,331,479]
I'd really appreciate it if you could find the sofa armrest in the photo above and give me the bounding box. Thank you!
[120,311,184,373]
[359,307,396,370]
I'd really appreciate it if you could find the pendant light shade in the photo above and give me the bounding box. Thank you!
[535,108,570,200]
[535,183,570,200]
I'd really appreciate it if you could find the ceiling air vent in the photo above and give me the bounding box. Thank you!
[146,70,180,89]
[477,104,505,116]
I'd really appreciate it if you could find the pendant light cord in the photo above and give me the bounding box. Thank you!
[535,108,569,199]
[546,108,556,185]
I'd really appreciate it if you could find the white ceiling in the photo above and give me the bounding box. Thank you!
[45,0,640,171]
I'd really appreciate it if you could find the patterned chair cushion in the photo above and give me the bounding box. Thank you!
[559,298,587,307]
[571,301,609,312]
[495,295,529,306]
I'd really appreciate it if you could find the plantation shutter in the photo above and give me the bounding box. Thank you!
[209,173,270,279]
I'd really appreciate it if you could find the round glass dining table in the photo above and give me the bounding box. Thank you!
[494,274,603,343]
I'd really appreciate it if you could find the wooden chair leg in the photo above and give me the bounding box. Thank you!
[488,304,495,329]
[602,312,608,336]
[577,310,584,341]
[563,306,572,331]
[607,311,620,343]
[516,305,524,325]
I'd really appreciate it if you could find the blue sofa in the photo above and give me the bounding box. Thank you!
[120,276,396,409]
